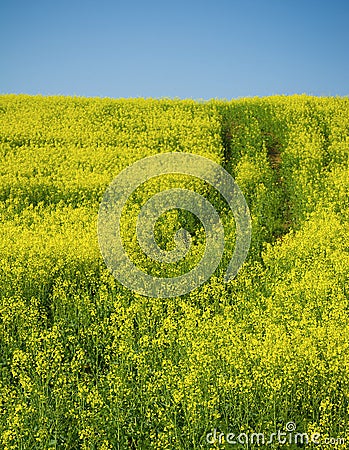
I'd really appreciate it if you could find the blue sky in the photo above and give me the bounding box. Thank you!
[1,0,348,99]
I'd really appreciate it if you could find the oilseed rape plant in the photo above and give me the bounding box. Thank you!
[0,94,349,449]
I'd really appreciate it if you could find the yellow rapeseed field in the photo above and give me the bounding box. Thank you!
[0,94,348,449]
